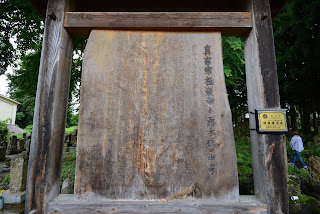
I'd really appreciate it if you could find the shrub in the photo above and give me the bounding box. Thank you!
[0,120,9,142]
[61,151,76,183]
[65,126,78,135]
[0,174,10,190]
[288,165,310,181]
[235,136,254,194]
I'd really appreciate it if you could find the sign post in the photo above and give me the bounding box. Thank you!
[255,109,289,134]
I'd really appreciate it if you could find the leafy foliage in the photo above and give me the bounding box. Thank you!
[234,135,254,194]
[288,165,310,181]
[0,174,10,190]
[7,47,40,128]
[273,0,320,139]
[65,126,78,135]
[0,0,43,74]
[303,141,320,159]
[61,151,76,183]
[1,0,86,128]
[6,39,86,128]
[222,37,247,125]
[0,120,9,142]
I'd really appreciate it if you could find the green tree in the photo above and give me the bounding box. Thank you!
[7,47,40,128]
[0,0,43,74]
[273,0,320,140]
[7,39,86,128]
[0,120,9,142]
[1,0,86,128]
[222,37,247,125]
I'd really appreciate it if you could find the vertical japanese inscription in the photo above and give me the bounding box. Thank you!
[204,45,216,175]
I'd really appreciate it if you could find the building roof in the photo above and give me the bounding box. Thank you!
[7,124,25,134]
[0,94,20,105]
[30,0,288,19]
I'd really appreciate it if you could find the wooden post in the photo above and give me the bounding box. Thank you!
[244,0,289,213]
[25,0,73,213]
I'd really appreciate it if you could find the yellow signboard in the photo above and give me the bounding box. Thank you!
[255,109,288,134]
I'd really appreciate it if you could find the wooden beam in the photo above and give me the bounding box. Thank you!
[47,195,267,214]
[30,0,289,19]
[64,12,252,36]
[25,0,73,213]
[244,0,289,213]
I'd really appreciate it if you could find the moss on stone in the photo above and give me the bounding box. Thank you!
[298,194,317,203]
[289,194,320,214]
[289,194,317,204]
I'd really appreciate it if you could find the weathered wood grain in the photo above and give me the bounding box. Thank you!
[47,195,267,214]
[75,30,239,201]
[244,0,289,213]
[25,0,73,213]
[64,12,252,36]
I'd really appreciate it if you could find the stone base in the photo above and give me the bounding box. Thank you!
[3,191,26,204]
[0,203,25,214]
[47,195,267,214]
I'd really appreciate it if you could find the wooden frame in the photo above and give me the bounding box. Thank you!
[26,0,289,213]
[25,0,73,213]
[47,195,267,214]
[244,0,288,213]
[64,12,252,36]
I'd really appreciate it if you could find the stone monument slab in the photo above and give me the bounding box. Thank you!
[0,147,6,161]
[75,30,239,201]
[9,154,28,192]
[6,136,18,155]
[4,154,28,204]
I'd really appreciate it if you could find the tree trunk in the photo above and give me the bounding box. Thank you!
[301,100,312,142]
[312,97,318,136]
[313,111,318,135]
[289,102,297,131]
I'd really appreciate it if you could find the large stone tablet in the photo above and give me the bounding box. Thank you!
[75,30,239,201]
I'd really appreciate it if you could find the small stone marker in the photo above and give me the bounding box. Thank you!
[61,178,74,194]
[25,135,31,153]
[75,30,239,201]
[17,139,26,153]
[10,154,28,192]
[0,146,6,161]
[65,134,71,147]
[18,133,27,153]
[6,136,18,155]
[71,130,77,147]
[3,154,28,204]
[308,156,320,182]
[0,141,7,150]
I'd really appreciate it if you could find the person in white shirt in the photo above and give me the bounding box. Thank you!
[289,131,308,170]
